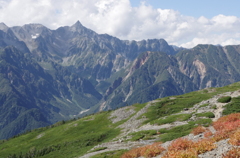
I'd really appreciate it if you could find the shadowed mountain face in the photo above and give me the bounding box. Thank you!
[0,46,102,139]
[0,21,240,139]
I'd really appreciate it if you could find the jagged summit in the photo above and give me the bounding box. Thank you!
[73,20,83,27]
[0,22,9,32]
[70,20,86,32]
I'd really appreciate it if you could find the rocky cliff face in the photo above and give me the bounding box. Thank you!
[0,46,101,139]
[177,45,240,89]
[100,44,240,110]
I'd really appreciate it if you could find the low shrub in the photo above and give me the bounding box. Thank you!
[193,138,216,154]
[213,130,230,142]
[129,130,157,141]
[159,123,195,142]
[223,96,240,115]
[204,129,213,138]
[154,114,192,125]
[228,129,240,146]
[162,149,197,158]
[223,148,240,158]
[162,138,215,158]
[217,96,232,103]
[196,112,215,118]
[212,113,240,141]
[191,126,206,135]
[168,138,193,151]
[189,118,212,127]
[212,105,217,109]
[213,113,240,132]
[121,142,165,158]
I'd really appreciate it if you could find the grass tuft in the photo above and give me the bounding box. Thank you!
[153,114,192,125]
[196,112,215,118]
[217,96,232,103]
[223,96,240,115]
[129,130,157,141]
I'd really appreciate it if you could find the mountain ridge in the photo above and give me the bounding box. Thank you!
[1,21,240,139]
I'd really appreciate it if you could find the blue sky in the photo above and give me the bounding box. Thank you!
[130,0,240,18]
[0,0,239,48]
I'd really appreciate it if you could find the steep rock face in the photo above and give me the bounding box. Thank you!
[99,44,240,110]
[0,46,101,139]
[177,44,240,89]
[0,23,30,53]
[100,51,196,110]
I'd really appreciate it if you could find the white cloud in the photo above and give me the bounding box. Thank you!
[0,0,239,48]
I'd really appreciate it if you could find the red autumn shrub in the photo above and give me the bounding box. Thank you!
[204,129,213,138]
[213,130,230,142]
[193,138,216,154]
[229,129,240,146]
[223,148,240,158]
[121,148,140,158]
[162,149,197,158]
[213,113,240,132]
[162,137,216,158]
[121,142,165,158]
[168,138,194,151]
[212,113,240,142]
[191,126,206,135]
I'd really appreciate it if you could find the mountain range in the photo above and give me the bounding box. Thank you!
[0,21,240,139]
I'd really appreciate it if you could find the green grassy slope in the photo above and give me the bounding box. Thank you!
[0,112,121,158]
[1,82,240,158]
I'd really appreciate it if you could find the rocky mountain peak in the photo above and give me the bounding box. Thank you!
[68,21,97,38]
[70,20,85,32]
[74,20,83,27]
[22,23,47,32]
[0,22,9,32]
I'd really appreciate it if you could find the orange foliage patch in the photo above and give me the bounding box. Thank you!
[162,138,215,158]
[212,113,240,142]
[162,148,197,158]
[121,142,165,158]
[213,130,230,142]
[204,129,213,138]
[193,138,216,154]
[213,113,240,132]
[229,129,240,146]
[223,148,240,158]
[168,138,193,151]
[191,126,206,135]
